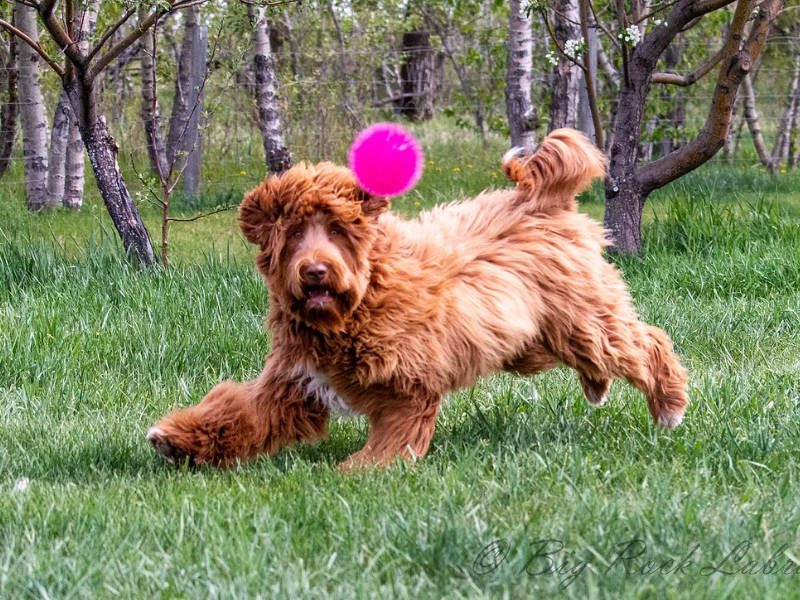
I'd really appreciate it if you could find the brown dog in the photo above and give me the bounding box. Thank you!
[147,129,688,469]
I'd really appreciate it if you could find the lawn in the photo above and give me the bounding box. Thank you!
[1,142,800,598]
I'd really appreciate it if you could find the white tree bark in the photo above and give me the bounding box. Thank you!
[63,0,99,209]
[46,93,70,203]
[250,5,291,173]
[772,52,800,165]
[505,0,536,148]
[742,73,776,173]
[14,2,51,210]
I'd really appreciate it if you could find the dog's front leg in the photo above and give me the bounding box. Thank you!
[147,356,329,467]
[338,395,440,470]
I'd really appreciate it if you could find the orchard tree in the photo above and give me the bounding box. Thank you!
[0,0,205,266]
[538,0,783,253]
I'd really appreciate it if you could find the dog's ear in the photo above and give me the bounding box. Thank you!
[360,194,390,218]
[239,180,280,247]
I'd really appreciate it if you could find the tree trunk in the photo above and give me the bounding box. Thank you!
[772,50,800,165]
[80,113,155,265]
[250,5,291,173]
[741,73,776,172]
[549,0,581,130]
[62,0,98,210]
[604,0,780,253]
[140,25,168,177]
[63,110,85,209]
[46,92,70,204]
[326,1,359,128]
[166,7,197,168]
[604,84,650,254]
[396,31,438,121]
[181,9,207,199]
[14,2,51,210]
[0,34,18,178]
[505,0,536,148]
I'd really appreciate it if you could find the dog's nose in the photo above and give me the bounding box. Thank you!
[303,263,328,283]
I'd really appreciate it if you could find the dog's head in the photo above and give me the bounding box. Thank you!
[239,162,389,332]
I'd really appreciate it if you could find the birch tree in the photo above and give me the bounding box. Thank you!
[741,72,776,172]
[249,4,291,173]
[1,0,204,265]
[505,0,536,147]
[0,32,17,178]
[13,2,50,210]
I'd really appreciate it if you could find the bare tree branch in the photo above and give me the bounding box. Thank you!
[86,8,135,63]
[651,42,728,85]
[90,0,206,80]
[638,0,780,193]
[0,17,65,74]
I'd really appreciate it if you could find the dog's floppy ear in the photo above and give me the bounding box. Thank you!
[239,179,280,247]
[359,194,390,218]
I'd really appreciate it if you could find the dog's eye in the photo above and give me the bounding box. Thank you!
[291,229,303,239]
[328,226,341,237]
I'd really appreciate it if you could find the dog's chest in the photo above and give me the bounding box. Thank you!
[297,367,357,415]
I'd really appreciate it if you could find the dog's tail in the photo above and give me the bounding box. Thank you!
[502,128,606,213]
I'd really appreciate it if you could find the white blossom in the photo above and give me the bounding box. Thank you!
[618,25,642,46]
[14,477,29,493]
[564,39,586,59]
[545,50,559,67]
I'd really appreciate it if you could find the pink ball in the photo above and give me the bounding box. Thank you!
[348,123,424,197]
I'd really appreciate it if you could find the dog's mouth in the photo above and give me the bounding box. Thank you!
[303,284,336,308]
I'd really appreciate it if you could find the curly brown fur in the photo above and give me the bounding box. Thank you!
[148,128,688,469]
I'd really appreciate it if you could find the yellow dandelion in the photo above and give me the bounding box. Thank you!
[239,170,247,175]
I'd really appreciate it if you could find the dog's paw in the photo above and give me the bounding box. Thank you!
[656,410,684,429]
[585,390,608,407]
[146,426,195,467]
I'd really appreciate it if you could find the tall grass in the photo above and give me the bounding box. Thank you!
[1,162,800,598]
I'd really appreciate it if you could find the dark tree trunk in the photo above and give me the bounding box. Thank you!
[81,114,155,265]
[549,0,581,130]
[603,0,780,254]
[0,35,17,178]
[396,31,438,121]
[605,84,650,254]
[63,75,155,265]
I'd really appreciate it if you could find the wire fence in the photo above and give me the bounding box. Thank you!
[1,26,799,208]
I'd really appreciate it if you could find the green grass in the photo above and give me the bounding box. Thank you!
[2,151,800,598]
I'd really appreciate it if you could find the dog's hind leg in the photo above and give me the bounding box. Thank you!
[621,324,689,428]
[504,342,611,408]
[337,396,440,470]
[578,373,611,407]
[546,319,688,428]
[147,356,329,467]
